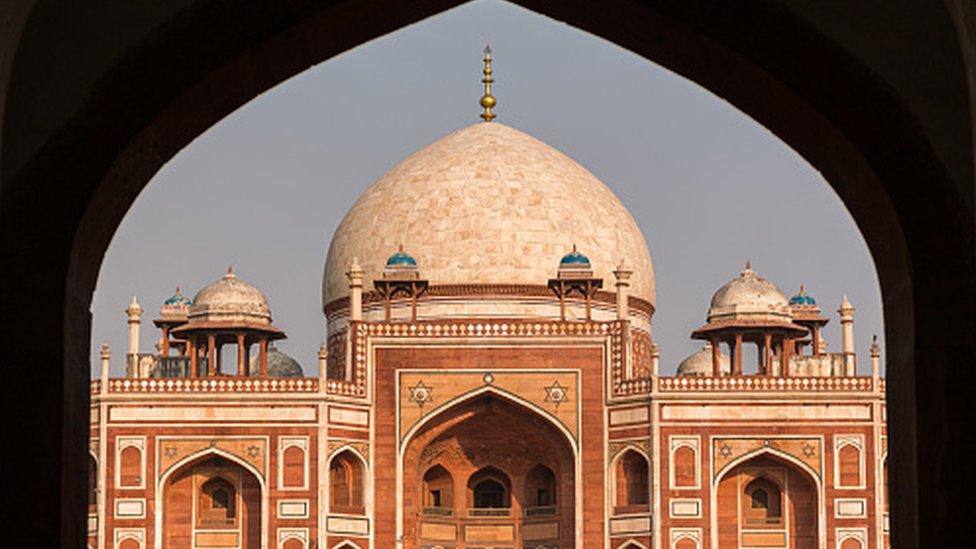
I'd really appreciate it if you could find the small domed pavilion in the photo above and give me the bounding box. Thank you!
[691,262,807,376]
[171,266,285,377]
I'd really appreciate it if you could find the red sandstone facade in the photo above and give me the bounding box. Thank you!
[88,286,887,549]
[87,119,888,549]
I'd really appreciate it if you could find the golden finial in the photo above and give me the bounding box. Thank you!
[480,45,496,122]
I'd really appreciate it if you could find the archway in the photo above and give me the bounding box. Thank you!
[715,453,818,549]
[2,2,975,546]
[402,393,575,549]
[161,454,262,549]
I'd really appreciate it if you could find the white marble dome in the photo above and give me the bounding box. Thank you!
[322,122,654,308]
[190,268,271,324]
[707,264,791,323]
[676,343,730,376]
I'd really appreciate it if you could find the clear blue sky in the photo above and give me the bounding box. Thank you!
[90,0,884,377]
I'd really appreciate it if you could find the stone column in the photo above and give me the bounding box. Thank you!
[733,333,744,375]
[189,337,198,378]
[711,338,722,376]
[207,333,216,376]
[237,333,246,376]
[347,258,365,321]
[259,337,269,376]
[613,260,633,321]
[161,326,170,356]
[763,333,773,376]
[839,296,856,376]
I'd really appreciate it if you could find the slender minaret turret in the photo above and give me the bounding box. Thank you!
[613,259,633,321]
[126,296,143,355]
[839,296,856,376]
[870,334,881,380]
[347,257,365,321]
[100,342,111,393]
[318,343,328,392]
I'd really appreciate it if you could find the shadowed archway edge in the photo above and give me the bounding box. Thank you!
[0,0,973,546]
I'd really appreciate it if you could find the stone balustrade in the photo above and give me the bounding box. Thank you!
[657,375,877,392]
[95,377,319,393]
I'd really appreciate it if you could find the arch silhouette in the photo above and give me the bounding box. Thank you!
[5,2,973,545]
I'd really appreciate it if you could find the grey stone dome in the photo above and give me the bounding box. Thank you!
[677,343,730,376]
[707,264,791,323]
[190,267,271,324]
[250,346,304,378]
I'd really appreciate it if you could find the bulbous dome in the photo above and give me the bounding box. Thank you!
[250,346,304,378]
[323,122,654,310]
[190,268,271,324]
[707,264,790,323]
[789,286,817,306]
[677,344,730,376]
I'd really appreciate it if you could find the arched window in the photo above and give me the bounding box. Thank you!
[524,464,557,507]
[615,450,649,511]
[422,464,453,512]
[197,476,236,528]
[119,445,141,487]
[468,466,511,509]
[474,479,505,508]
[838,443,862,487]
[330,450,364,514]
[743,477,782,526]
[282,445,305,488]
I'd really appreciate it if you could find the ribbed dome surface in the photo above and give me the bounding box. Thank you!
[323,122,654,309]
[190,269,271,324]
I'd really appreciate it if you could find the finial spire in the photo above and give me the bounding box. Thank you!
[745,259,752,270]
[226,264,235,278]
[480,45,497,121]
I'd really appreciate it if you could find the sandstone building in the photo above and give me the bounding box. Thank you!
[87,58,888,549]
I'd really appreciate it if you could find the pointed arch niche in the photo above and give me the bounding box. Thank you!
[401,393,576,549]
[713,452,819,549]
[160,453,262,549]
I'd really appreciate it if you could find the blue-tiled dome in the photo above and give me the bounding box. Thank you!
[386,247,417,267]
[789,286,817,306]
[163,287,192,306]
[559,245,590,265]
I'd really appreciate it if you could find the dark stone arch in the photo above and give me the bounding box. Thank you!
[1,1,973,545]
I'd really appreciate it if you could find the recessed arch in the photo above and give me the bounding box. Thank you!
[329,449,366,514]
[400,390,578,547]
[398,384,578,455]
[608,443,651,515]
[154,447,267,549]
[713,448,823,549]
